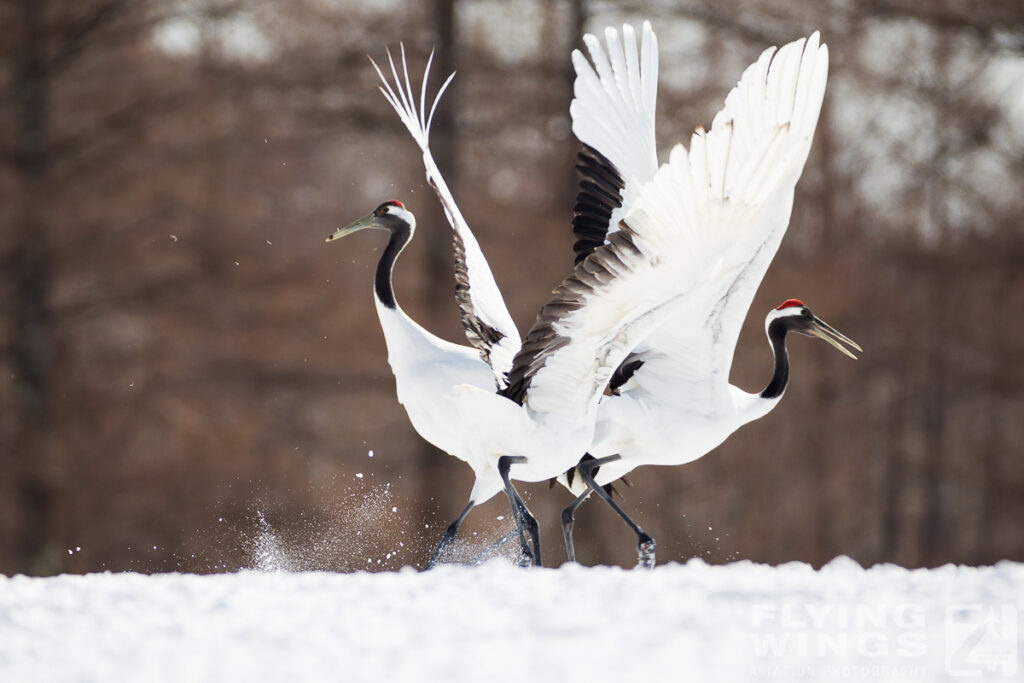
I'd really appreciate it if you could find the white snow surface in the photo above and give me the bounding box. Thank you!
[2,557,1021,682]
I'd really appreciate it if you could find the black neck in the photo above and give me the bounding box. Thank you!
[374,225,412,309]
[760,319,790,400]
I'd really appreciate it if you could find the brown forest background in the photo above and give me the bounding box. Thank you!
[2,0,1023,576]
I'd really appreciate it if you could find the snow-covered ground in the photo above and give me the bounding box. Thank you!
[2,558,1021,682]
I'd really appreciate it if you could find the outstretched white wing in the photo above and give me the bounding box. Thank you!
[372,47,521,390]
[506,34,828,425]
[617,34,829,412]
[569,21,659,262]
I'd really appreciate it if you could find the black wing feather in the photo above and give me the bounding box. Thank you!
[608,358,645,395]
[572,144,626,265]
[501,226,645,405]
[442,175,507,379]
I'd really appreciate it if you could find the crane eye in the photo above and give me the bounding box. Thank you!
[802,308,812,318]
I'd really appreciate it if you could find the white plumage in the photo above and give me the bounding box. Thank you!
[570,23,659,233]
[371,50,522,390]
[332,25,857,569]
[329,48,531,566]
[592,28,828,455]
[330,46,675,566]
[556,25,858,567]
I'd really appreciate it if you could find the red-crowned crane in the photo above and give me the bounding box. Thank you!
[556,23,860,568]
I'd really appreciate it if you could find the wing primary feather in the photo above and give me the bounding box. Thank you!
[387,47,411,118]
[419,49,433,134]
[641,22,658,123]
[371,44,522,388]
[570,22,659,256]
[572,144,625,264]
[400,45,415,117]
[429,72,456,135]
[721,119,734,201]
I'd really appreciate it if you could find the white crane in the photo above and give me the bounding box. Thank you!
[556,24,860,568]
[326,49,533,567]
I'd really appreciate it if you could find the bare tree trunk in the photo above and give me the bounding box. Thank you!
[880,343,908,563]
[919,270,947,566]
[428,0,458,289]
[9,0,58,574]
[918,32,956,567]
[807,81,840,564]
[806,347,835,565]
[563,0,587,206]
[196,9,230,277]
[976,268,1009,563]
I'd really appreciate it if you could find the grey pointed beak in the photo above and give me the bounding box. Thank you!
[807,315,862,359]
[326,212,378,242]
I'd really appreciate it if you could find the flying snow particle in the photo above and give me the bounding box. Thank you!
[356,473,363,479]
[170,235,178,242]
[368,450,374,458]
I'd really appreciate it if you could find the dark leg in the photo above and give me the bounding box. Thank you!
[579,455,655,569]
[561,488,592,564]
[497,455,542,567]
[496,459,531,564]
[424,500,474,570]
[509,492,540,568]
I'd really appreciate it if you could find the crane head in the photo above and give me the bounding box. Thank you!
[326,200,414,242]
[767,299,862,359]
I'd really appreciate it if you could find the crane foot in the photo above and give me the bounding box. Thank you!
[637,534,656,569]
[516,547,536,568]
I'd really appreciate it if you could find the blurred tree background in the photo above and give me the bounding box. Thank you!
[1,0,1022,576]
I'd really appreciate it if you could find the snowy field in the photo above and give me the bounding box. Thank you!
[2,558,1021,682]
